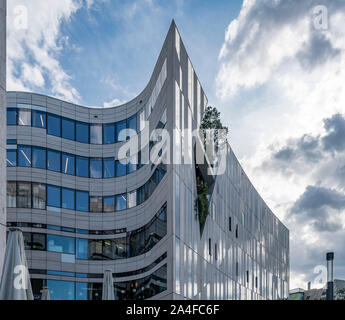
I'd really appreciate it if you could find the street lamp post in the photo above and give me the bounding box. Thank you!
[326,252,334,301]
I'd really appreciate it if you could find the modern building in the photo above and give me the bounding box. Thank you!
[0,0,6,277]
[5,21,289,300]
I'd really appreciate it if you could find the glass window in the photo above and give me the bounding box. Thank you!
[18,109,31,126]
[7,182,16,208]
[90,124,102,144]
[32,183,46,209]
[47,235,75,254]
[76,156,89,178]
[32,147,46,169]
[113,238,127,259]
[128,155,137,174]
[47,280,75,300]
[88,239,103,260]
[103,158,114,178]
[32,110,46,129]
[62,118,76,141]
[76,121,89,143]
[90,196,103,213]
[116,194,127,211]
[116,160,127,177]
[47,185,61,208]
[17,182,31,208]
[116,120,126,142]
[103,196,115,212]
[7,108,17,125]
[18,145,31,167]
[90,158,102,179]
[76,191,89,212]
[32,233,46,251]
[76,282,87,300]
[62,188,75,210]
[47,150,61,172]
[76,238,88,260]
[47,113,61,137]
[62,153,75,175]
[128,116,137,135]
[127,190,137,209]
[103,123,115,144]
[6,150,17,167]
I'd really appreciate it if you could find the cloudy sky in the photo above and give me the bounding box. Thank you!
[7,0,345,290]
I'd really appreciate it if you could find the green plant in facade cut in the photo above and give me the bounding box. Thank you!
[196,176,209,227]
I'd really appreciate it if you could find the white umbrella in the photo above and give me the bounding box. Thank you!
[102,269,114,300]
[41,287,50,300]
[0,228,33,300]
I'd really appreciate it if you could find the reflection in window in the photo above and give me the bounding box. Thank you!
[88,240,103,260]
[116,194,127,211]
[76,282,88,301]
[128,116,137,136]
[76,191,89,212]
[116,120,126,142]
[90,158,102,179]
[17,182,31,208]
[116,160,126,177]
[18,109,31,126]
[32,147,46,169]
[32,233,46,251]
[47,235,75,254]
[103,123,115,144]
[76,238,88,260]
[127,190,137,209]
[62,153,75,175]
[47,280,75,301]
[128,155,137,174]
[7,182,16,208]
[103,158,114,178]
[90,124,102,144]
[18,145,31,167]
[32,183,46,209]
[76,156,89,178]
[47,113,61,137]
[7,108,17,125]
[76,121,89,144]
[32,110,46,129]
[47,150,61,172]
[62,188,75,210]
[104,196,115,212]
[47,185,61,208]
[6,150,16,167]
[62,118,76,141]
[90,196,103,213]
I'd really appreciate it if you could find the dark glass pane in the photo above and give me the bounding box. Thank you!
[113,238,127,259]
[127,155,137,174]
[90,197,103,213]
[7,108,17,125]
[103,196,115,212]
[76,191,89,212]
[47,150,61,172]
[76,238,88,260]
[47,280,75,300]
[18,109,31,126]
[103,158,114,178]
[128,116,137,135]
[62,118,75,140]
[116,194,127,211]
[32,233,46,251]
[47,185,61,208]
[90,124,102,144]
[62,153,75,175]
[32,147,46,169]
[76,156,89,178]
[90,158,102,179]
[47,114,61,137]
[116,120,126,142]
[7,181,16,208]
[17,182,31,208]
[103,123,115,144]
[62,188,75,210]
[88,239,103,260]
[6,149,16,167]
[76,121,89,143]
[32,183,46,209]
[18,145,31,167]
[47,235,75,254]
[32,110,46,129]
[116,161,127,177]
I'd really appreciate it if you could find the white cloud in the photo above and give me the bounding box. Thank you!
[7,0,87,103]
[103,97,125,108]
[216,0,345,289]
